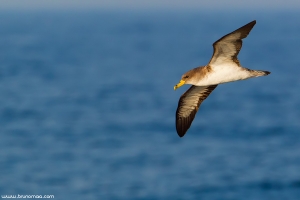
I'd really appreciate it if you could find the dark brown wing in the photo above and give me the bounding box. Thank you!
[208,20,256,67]
[176,85,218,137]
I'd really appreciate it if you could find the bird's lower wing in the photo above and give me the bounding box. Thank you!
[176,85,218,137]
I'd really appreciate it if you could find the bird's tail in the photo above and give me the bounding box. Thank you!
[251,70,271,77]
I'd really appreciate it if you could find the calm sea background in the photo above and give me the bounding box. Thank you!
[0,9,299,200]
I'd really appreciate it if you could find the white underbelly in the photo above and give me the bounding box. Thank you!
[196,65,252,86]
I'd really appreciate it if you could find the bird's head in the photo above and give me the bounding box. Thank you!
[174,69,198,90]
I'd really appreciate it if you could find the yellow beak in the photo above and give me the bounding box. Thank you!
[174,80,185,90]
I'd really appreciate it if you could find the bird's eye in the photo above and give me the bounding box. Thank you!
[184,75,189,79]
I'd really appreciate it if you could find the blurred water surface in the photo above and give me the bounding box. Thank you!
[0,10,300,200]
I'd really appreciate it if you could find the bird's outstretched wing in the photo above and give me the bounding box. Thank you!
[176,85,218,137]
[208,20,256,67]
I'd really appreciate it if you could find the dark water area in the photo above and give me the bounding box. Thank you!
[0,10,299,199]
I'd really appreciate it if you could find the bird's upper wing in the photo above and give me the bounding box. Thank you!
[208,20,256,67]
[176,85,218,137]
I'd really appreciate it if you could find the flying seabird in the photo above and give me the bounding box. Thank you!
[174,20,270,137]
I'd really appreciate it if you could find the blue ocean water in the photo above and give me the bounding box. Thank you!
[0,10,300,199]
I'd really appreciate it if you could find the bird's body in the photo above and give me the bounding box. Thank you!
[184,64,261,86]
[174,20,270,137]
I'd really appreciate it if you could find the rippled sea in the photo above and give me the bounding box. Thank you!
[0,10,300,200]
